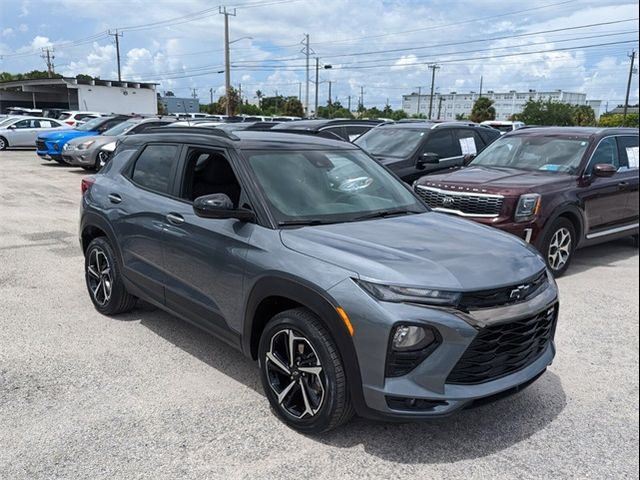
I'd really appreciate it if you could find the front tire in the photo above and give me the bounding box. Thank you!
[258,308,354,433]
[0,136,8,150]
[85,237,137,314]
[542,218,576,277]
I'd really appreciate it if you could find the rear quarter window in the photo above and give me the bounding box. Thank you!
[129,145,180,195]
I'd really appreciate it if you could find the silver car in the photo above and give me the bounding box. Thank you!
[0,116,71,150]
[62,116,175,169]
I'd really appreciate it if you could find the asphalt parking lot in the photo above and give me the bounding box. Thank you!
[0,149,638,480]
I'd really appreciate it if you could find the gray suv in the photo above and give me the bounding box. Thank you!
[80,127,559,433]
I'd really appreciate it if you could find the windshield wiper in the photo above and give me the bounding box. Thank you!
[353,209,421,221]
[278,219,333,227]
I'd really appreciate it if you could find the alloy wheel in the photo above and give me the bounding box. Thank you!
[87,248,113,306]
[264,329,325,419]
[548,227,572,271]
[0,138,6,150]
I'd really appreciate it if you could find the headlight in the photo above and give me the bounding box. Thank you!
[63,143,73,151]
[356,279,460,306]
[514,193,541,222]
[77,140,95,150]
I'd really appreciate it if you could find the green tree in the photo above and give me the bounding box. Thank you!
[598,113,640,127]
[255,90,264,108]
[282,97,304,117]
[515,99,575,126]
[238,102,263,115]
[470,97,496,123]
[572,105,596,126]
[219,86,241,116]
[455,113,468,120]
[389,109,408,121]
[164,91,175,96]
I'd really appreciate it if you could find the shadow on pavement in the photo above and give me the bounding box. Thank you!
[566,237,638,277]
[123,300,566,463]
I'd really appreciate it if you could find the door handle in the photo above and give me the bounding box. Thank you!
[166,213,185,225]
[108,193,122,204]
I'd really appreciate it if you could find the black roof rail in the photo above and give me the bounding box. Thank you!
[144,126,239,140]
[268,129,346,141]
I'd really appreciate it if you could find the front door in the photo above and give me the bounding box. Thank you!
[580,136,630,235]
[161,147,254,346]
[10,118,39,146]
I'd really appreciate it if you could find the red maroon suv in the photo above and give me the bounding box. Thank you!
[414,127,639,276]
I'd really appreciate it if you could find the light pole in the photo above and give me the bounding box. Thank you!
[313,60,332,117]
[223,32,253,115]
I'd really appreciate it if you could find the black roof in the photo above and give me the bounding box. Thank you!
[507,126,639,137]
[122,128,360,151]
[271,118,386,131]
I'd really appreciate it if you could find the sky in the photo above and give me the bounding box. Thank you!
[0,0,638,112]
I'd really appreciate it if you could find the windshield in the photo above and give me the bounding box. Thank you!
[103,120,137,136]
[472,135,590,174]
[354,127,426,157]
[486,124,513,133]
[76,117,108,132]
[0,117,19,128]
[245,149,425,225]
[58,113,72,120]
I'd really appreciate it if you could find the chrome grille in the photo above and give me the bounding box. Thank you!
[415,186,504,217]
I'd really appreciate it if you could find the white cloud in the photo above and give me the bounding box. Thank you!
[2,28,15,37]
[18,24,29,33]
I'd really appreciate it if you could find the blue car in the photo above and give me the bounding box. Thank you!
[36,115,130,162]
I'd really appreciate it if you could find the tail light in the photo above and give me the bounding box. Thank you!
[81,176,96,194]
[65,120,75,126]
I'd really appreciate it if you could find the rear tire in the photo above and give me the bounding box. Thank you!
[258,308,354,433]
[0,136,7,150]
[85,237,137,315]
[633,234,639,248]
[541,218,576,277]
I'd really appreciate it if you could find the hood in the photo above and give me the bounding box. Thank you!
[66,135,114,147]
[280,212,544,291]
[418,166,574,196]
[38,130,95,141]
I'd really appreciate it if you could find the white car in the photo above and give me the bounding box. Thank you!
[58,111,104,127]
[0,116,72,150]
[481,120,525,134]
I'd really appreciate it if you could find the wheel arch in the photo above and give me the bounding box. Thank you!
[243,274,367,415]
[537,204,585,249]
[80,212,123,265]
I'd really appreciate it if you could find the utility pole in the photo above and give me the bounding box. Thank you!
[428,64,440,120]
[298,82,302,101]
[348,95,351,112]
[219,6,237,116]
[360,86,365,111]
[40,48,55,77]
[437,96,445,119]
[209,88,214,105]
[191,88,197,99]
[301,34,311,117]
[416,86,422,117]
[275,89,279,114]
[328,81,333,118]
[238,83,242,103]
[314,57,319,116]
[108,30,123,81]
[623,50,637,127]
[479,75,483,97]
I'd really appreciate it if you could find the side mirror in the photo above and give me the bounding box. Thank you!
[7,124,16,130]
[592,163,617,178]
[463,153,476,166]
[193,193,255,222]
[417,152,439,168]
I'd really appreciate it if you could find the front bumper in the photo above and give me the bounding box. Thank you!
[36,140,63,161]
[472,216,543,245]
[328,275,558,420]
[62,149,95,166]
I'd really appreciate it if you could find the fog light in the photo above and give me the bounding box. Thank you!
[392,325,436,351]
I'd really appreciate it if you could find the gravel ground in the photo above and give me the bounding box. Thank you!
[1,150,638,480]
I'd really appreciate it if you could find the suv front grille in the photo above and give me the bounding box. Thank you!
[459,270,548,310]
[447,305,557,385]
[415,186,503,217]
[36,140,46,151]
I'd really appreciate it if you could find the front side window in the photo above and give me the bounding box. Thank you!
[354,128,426,157]
[424,130,460,158]
[130,145,179,195]
[13,119,34,129]
[245,149,425,225]
[472,135,590,174]
[585,137,619,174]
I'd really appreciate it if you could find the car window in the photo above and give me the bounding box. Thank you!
[76,114,97,121]
[616,135,639,170]
[354,128,426,158]
[322,126,347,141]
[36,120,55,128]
[345,126,370,141]
[586,137,619,174]
[58,113,72,120]
[453,129,484,155]
[130,145,180,195]
[13,119,35,129]
[97,118,126,133]
[424,130,461,158]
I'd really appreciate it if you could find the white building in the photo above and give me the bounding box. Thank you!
[402,90,602,121]
[0,77,158,115]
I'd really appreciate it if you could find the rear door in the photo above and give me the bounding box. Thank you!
[109,143,182,303]
[616,135,639,223]
[580,136,629,234]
